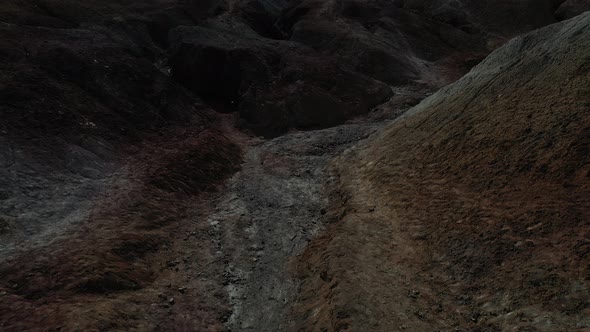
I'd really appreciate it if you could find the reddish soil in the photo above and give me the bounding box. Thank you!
[0,113,243,331]
[293,14,590,331]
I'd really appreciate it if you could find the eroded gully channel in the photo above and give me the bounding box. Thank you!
[204,86,430,331]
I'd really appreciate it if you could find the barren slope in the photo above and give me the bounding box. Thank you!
[1,0,589,331]
[295,13,590,331]
[0,1,245,329]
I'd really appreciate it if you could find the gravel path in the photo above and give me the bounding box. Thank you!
[202,86,431,331]
[208,123,383,331]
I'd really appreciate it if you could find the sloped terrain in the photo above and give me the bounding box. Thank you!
[557,0,590,20]
[1,0,589,331]
[170,0,577,136]
[278,0,564,86]
[169,19,392,137]
[0,1,245,330]
[0,0,227,251]
[295,13,590,331]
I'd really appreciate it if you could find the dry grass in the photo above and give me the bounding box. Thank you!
[0,125,242,331]
[292,14,590,332]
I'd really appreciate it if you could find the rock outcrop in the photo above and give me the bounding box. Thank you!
[1,0,589,331]
[169,20,392,136]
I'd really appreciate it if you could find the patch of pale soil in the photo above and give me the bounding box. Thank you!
[204,85,431,331]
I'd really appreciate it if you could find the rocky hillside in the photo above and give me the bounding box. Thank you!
[296,12,590,331]
[0,0,588,331]
[0,1,243,330]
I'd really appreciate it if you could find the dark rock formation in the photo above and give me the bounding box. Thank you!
[397,0,560,35]
[556,0,590,20]
[279,0,484,83]
[0,3,242,330]
[169,19,392,136]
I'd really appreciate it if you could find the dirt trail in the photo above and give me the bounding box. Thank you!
[206,86,430,331]
[0,84,429,331]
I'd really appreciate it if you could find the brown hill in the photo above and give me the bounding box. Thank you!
[295,13,590,331]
